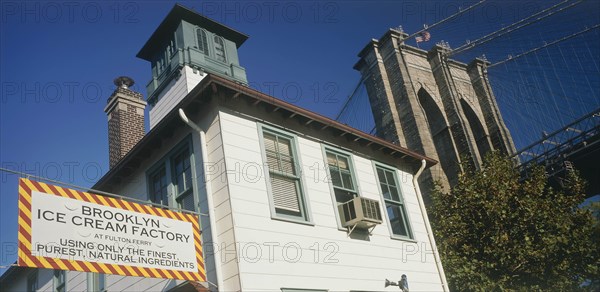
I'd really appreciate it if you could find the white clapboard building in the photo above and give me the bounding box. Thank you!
[1,4,448,292]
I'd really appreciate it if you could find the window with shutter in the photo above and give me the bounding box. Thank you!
[262,128,309,222]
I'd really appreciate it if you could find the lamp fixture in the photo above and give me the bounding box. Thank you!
[384,274,409,291]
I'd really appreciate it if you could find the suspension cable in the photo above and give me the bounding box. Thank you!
[403,0,487,42]
[451,0,583,56]
[489,24,600,68]
[336,76,365,120]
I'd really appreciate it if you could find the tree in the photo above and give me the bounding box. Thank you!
[430,152,599,291]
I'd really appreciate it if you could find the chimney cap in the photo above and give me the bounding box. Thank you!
[114,76,135,89]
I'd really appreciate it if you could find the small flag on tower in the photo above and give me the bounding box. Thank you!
[415,31,431,43]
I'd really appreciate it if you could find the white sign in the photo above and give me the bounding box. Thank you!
[30,190,198,273]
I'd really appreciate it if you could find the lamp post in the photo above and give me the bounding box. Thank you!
[384,274,409,292]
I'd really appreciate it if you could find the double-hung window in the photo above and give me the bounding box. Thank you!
[326,150,358,204]
[325,148,361,226]
[88,273,106,292]
[172,148,194,211]
[27,271,38,292]
[149,168,168,206]
[53,270,66,292]
[148,138,196,212]
[375,165,412,238]
[262,128,308,221]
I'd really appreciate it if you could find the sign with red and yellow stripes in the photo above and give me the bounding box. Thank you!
[17,178,205,282]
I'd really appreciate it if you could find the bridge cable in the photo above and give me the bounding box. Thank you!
[335,76,365,120]
[450,0,583,56]
[488,24,600,68]
[403,0,487,42]
[337,0,488,124]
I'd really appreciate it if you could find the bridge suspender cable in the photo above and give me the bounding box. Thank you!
[336,0,487,123]
[402,0,488,42]
[450,0,583,56]
[488,24,600,68]
[335,76,365,120]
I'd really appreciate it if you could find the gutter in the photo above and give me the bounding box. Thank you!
[179,109,223,291]
[413,159,449,292]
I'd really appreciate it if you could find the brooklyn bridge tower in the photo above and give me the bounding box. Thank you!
[354,28,516,193]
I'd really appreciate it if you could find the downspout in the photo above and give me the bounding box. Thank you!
[179,108,224,291]
[413,159,449,292]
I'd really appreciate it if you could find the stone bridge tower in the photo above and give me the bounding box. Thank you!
[354,28,516,194]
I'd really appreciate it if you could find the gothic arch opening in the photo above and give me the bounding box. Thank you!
[417,88,459,184]
[460,99,491,160]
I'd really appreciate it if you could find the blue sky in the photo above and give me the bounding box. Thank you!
[1,0,599,275]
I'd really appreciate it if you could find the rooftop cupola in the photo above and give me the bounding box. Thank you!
[137,4,249,128]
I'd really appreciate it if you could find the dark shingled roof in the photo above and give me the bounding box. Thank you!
[137,4,248,61]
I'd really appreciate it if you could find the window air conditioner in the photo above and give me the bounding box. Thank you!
[338,197,382,235]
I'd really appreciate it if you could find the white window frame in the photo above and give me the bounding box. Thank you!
[372,161,415,240]
[321,145,361,230]
[258,124,313,225]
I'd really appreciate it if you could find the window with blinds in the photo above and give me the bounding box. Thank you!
[262,130,308,221]
[375,165,412,238]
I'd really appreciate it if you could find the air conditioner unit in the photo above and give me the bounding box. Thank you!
[338,197,382,235]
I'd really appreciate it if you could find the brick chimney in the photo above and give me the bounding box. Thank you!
[104,76,147,168]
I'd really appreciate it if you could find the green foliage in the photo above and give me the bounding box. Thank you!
[430,152,599,291]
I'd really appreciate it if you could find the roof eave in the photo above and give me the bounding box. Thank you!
[94,74,437,191]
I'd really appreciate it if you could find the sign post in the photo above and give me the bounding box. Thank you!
[17,178,205,282]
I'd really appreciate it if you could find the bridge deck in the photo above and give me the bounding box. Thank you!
[514,108,600,197]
